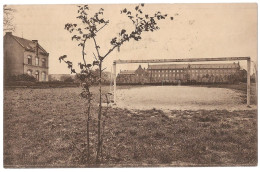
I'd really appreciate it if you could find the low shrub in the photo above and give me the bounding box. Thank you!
[7,74,36,82]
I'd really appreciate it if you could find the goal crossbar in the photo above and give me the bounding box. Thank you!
[114,57,250,64]
[112,57,251,106]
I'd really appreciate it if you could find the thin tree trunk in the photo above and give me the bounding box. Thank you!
[96,61,102,163]
[86,94,91,163]
[100,94,109,162]
[100,119,105,162]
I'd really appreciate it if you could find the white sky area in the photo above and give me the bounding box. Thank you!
[6,3,258,75]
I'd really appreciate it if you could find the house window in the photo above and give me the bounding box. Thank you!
[35,71,39,81]
[36,57,39,66]
[27,55,32,65]
[42,58,46,67]
[42,72,46,81]
[27,69,32,76]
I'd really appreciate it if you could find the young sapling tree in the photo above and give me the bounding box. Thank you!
[59,3,173,164]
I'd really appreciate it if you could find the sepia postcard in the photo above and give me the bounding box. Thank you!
[3,3,258,168]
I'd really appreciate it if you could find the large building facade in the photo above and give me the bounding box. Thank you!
[4,32,49,81]
[117,65,149,84]
[117,63,241,84]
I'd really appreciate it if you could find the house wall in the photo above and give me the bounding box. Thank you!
[135,66,149,83]
[4,33,24,79]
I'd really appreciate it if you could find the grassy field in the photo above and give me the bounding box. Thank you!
[200,83,257,105]
[4,85,257,167]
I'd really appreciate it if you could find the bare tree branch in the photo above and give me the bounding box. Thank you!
[92,36,101,60]
[4,6,16,32]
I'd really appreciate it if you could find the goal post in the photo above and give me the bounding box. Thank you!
[113,61,117,103]
[247,58,251,106]
[113,57,251,106]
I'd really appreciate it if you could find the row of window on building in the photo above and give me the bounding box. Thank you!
[187,69,236,74]
[152,74,184,78]
[150,69,184,73]
[27,69,47,81]
[136,73,146,76]
[27,55,47,67]
[151,73,234,78]
[149,69,236,73]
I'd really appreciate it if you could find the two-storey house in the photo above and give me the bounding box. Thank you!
[4,32,49,81]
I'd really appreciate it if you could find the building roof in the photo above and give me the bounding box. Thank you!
[6,32,48,55]
[119,70,136,75]
[148,63,240,70]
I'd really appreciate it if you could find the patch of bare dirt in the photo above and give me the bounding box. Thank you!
[115,86,256,111]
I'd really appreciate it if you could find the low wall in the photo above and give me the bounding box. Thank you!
[4,81,80,89]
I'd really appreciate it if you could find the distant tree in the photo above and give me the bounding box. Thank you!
[229,69,247,83]
[4,5,16,32]
[238,69,247,82]
[59,4,173,164]
[64,76,74,82]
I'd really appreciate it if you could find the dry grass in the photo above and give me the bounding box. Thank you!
[4,85,257,167]
[198,83,257,105]
[102,108,257,167]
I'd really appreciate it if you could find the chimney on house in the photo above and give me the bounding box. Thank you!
[32,40,39,56]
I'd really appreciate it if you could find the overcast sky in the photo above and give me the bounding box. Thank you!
[8,3,257,74]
